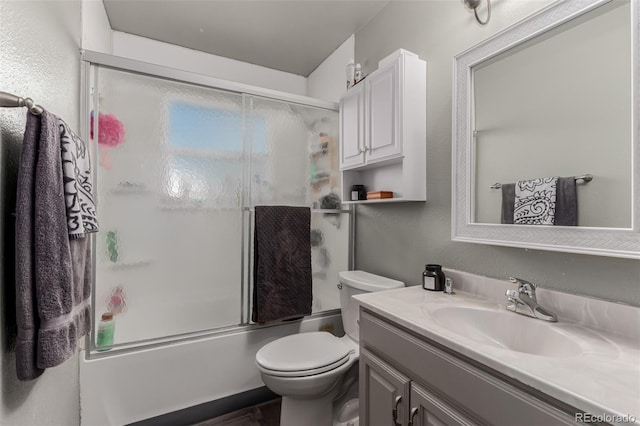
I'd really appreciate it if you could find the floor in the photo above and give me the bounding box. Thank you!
[195,399,281,426]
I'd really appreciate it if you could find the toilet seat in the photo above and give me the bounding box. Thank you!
[258,353,351,377]
[256,332,356,378]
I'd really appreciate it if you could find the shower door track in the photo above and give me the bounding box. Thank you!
[81,50,338,111]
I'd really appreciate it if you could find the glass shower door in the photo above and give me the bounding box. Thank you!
[92,66,244,347]
[246,96,347,315]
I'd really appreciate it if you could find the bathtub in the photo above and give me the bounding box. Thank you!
[80,313,343,425]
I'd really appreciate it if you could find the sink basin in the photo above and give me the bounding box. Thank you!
[430,306,583,357]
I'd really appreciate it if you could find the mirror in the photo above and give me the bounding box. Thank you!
[452,0,639,258]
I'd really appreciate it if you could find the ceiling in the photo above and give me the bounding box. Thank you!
[102,0,390,77]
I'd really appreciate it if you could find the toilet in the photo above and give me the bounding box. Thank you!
[255,270,404,426]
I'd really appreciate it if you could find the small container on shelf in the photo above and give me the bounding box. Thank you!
[346,61,355,89]
[351,185,367,201]
[366,191,393,200]
[354,63,362,84]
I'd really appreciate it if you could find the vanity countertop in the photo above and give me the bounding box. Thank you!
[354,274,640,425]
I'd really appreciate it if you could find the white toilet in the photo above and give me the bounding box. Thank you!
[255,270,404,426]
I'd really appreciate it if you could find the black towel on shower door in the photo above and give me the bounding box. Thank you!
[252,206,312,325]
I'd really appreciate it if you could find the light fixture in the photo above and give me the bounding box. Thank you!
[464,0,491,25]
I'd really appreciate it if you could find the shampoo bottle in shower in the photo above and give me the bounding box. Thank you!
[96,312,115,351]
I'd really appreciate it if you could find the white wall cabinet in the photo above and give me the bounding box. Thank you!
[340,83,366,169]
[366,59,401,163]
[339,49,426,203]
[360,310,581,426]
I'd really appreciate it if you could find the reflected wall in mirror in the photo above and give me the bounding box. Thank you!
[473,1,631,227]
[453,0,639,258]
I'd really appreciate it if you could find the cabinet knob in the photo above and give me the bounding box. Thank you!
[392,395,402,426]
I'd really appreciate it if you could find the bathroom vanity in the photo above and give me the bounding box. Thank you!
[356,271,640,426]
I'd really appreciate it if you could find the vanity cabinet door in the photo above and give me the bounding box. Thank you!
[339,83,366,169]
[360,349,411,426]
[366,59,401,163]
[408,383,475,426]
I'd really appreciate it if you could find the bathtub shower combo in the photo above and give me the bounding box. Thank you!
[80,52,351,424]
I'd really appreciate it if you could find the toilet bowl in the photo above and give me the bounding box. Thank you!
[255,271,404,426]
[256,332,359,398]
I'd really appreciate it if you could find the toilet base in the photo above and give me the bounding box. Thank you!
[278,366,359,426]
[334,398,359,426]
[280,391,335,426]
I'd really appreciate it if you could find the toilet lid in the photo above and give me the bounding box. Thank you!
[256,332,353,375]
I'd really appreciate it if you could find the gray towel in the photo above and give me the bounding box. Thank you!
[252,206,312,325]
[500,183,515,224]
[15,111,92,381]
[555,176,577,226]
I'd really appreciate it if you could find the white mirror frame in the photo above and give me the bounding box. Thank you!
[452,0,640,259]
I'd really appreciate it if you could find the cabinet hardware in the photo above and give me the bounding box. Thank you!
[392,395,402,426]
[408,406,419,426]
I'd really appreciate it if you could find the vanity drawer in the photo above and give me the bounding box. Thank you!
[360,309,580,426]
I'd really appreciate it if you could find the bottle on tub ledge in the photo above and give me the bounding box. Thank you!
[96,312,115,351]
[422,264,445,291]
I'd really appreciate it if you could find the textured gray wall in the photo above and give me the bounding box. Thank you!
[354,0,640,305]
[0,1,81,424]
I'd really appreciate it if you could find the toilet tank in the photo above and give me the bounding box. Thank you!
[338,271,404,342]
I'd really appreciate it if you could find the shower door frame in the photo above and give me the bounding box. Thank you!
[80,50,355,358]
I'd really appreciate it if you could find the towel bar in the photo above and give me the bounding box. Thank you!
[490,174,593,189]
[0,91,43,115]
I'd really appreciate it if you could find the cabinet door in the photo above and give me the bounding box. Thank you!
[360,350,411,426]
[366,59,401,163]
[340,84,365,169]
[408,383,476,426]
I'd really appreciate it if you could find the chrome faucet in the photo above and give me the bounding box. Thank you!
[505,277,557,322]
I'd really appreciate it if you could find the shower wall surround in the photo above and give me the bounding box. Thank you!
[89,63,348,349]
